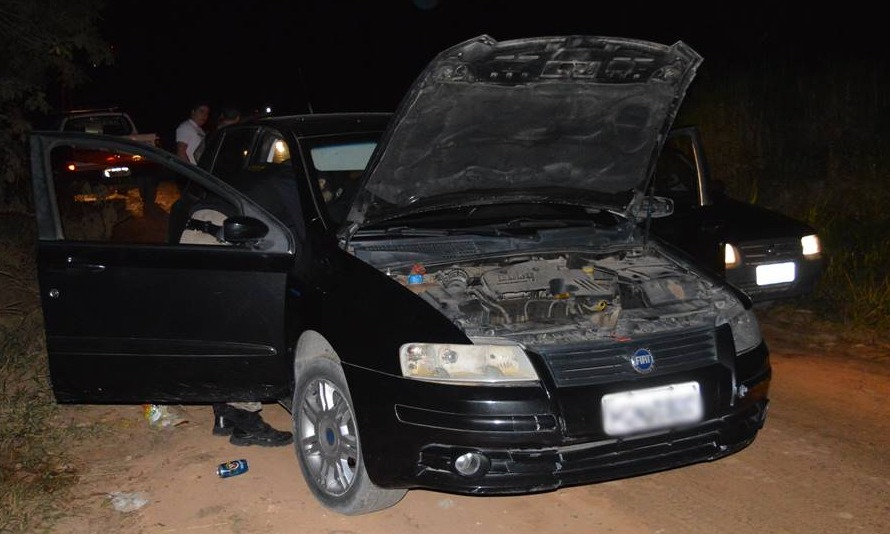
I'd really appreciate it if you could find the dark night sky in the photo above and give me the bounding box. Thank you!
[76,0,880,147]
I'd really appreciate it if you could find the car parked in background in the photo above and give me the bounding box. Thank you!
[649,127,823,302]
[30,36,770,515]
[49,108,159,146]
[44,108,162,207]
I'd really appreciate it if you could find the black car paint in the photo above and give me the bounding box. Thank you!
[346,327,769,492]
[323,223,768,493]
[30,133,295,404]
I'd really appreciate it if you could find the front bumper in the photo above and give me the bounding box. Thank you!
[415,396,768,494]
[726,257,823,302]
[347,339,771,495]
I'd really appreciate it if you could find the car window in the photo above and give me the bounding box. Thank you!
[196,128,307,244]
[48,142,236,245]
[62,115,134,136]
[653,145,698,208]
[253,131,291,165]
[302,137,379,226]
[311,142,376,171]
[206,127,256,182]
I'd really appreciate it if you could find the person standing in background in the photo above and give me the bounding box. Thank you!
[175,102,209,164]
[216,106,241,129]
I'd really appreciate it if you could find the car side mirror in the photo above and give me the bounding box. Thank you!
[223,216,269,244]
[631,196,674,219]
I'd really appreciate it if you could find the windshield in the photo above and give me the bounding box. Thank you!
[63,114,134,136]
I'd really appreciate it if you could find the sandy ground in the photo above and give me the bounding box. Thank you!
[48,312,890,534]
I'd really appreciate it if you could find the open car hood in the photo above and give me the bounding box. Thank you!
[347,35,702,229]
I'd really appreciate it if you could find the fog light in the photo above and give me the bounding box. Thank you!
[453,452,489,477]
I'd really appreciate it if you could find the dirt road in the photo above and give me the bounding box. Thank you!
[50,314,890,534]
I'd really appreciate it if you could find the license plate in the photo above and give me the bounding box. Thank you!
[756,261,796,286]
[601,381,703,436]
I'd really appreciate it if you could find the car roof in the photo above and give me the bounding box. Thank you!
[40,108,132,129]
[239,112,392,137]
[62,107,124,115]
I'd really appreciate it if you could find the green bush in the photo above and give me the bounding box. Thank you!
[0,0,112,208]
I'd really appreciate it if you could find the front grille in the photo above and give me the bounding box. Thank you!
[538,326,717,387]
[738,281,794,294]
[738,239,800,265]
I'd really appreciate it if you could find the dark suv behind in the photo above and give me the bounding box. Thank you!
[649,127,823,302]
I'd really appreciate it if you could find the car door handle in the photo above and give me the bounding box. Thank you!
[64,258,106,274]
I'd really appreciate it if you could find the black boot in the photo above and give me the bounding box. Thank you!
[222,406,293,447]
[212,403,236,436]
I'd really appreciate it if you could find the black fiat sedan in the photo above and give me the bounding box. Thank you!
[30,35,770,515]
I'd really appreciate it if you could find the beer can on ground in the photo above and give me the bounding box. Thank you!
[217,459,248,478]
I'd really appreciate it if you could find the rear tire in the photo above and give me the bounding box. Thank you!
[292,357,406,515]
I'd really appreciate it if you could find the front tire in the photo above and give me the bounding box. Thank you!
[293,357,406,515]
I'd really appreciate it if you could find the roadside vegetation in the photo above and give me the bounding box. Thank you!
[681,55,890,335]
[0,213,83,533]
[0,0,111,210]
[1,2,110,531]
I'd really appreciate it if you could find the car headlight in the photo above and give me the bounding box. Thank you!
[399,338,539,385]
[717,299,762,354]
[801,234,821,257]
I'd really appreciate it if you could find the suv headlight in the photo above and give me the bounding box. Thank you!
[717,299,762,354]
[724,243,741,269]
[801,234,821,257]
[399,338,539,385]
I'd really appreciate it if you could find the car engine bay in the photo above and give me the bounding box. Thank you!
[386,248,738,347]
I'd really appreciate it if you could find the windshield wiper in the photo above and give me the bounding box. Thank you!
[501,217,596,229]
[358,225,517,238]
[356,226,455,237]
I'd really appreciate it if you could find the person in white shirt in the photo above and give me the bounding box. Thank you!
[175,102,209,164]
